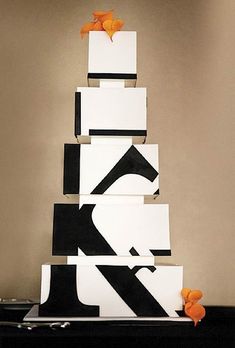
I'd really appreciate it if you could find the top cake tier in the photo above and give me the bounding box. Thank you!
[88,31,137,82]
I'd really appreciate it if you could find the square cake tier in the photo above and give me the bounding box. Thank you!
[88,31,137,85]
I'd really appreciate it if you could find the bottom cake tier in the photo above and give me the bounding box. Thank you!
[33,264,185,319]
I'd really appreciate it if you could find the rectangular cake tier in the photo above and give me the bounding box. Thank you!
[63,144,159,196]
[88,31,136,76]
[39,264,183,318]
[52,203,171,256]
[75,88,146,141]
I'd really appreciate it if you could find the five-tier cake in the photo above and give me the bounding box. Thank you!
[25,31,188,321]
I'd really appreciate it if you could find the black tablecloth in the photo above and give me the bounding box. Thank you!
[0,306,234,348]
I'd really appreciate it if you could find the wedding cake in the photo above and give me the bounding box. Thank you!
[26,30,188,321]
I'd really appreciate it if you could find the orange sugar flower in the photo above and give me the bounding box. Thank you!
[185,302,206,327]
[80,22,95,38]
[181,287,206,326]
[92,20,104,31]
[80,20,104,39]
[102,19,124,40]
[188,290,203,304]
[181,288,191,303]
[80,10,124,40]
[93,10,113,23]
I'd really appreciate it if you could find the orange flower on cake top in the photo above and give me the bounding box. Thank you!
[102,19,124,40]
[80,10,124,40]
[93,10,114,23]
[80,22,100,38]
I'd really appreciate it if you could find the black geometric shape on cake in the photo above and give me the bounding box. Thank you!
[129,247,170,260]
[129,247,139,256]
[74,92,81,137]
[97,265,167,317]
[53,204,116,256]
[39,265,99,317]
[63,144,80,194]
[129,251,156,274]
[131,265,156,274]
[91,145,158,194]
[150,249,171,256]
[63,144,158,195]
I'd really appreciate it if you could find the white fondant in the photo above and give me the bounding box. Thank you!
[76,87,146,136]
[67,256,155,266]
[79,144,159,195]
[100,80,125,87]
[88,31,136,74]
[40,264,51,304]
[90,203,170,256]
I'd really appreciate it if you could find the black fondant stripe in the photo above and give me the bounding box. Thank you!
[88,73,137,80]
[74,92,81,136]
[150,250,171,256]
[89,129,147,136]
[63,144,80,195]
[97,265,168,317]
[92,145,158,194]
[39,265,99,317]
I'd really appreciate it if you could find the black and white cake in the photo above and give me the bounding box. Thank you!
[25,31,189,321]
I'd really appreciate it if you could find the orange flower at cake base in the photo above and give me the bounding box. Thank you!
[185,302,206,327]
[80,10,124,40]
[181,288,206,326]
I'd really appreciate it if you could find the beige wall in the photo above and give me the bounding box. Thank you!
[0,0,234,306]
